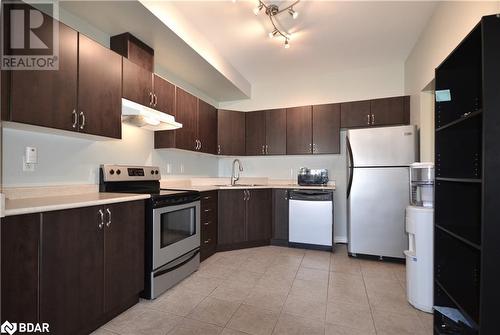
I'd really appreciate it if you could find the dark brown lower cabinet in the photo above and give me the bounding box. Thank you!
[1,213,41,324]
[246,189,272,242]
[1,200,145,335]
[41,206,105,335]
[272,189,289,246]
[217,189,272,251]
[200,191,218,261]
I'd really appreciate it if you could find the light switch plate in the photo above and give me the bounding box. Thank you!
[23,156,35,172]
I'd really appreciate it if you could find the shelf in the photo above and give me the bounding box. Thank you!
[436,177,482,183]
[436,225,481,251]
[435,280,479,331]
[436,110,482,132]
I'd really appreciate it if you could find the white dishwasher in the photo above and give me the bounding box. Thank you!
[289,189,334,250]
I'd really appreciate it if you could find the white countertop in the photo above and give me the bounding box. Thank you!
[163,184,335,192]
[5,192,151,217]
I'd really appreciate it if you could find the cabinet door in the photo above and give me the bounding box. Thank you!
[9,21,77,131]
[247,189,272,242]
[122,57,153,106]
[340,100,371,128]
[266,109,287,155]
[313,103,341,154]
[198,100,218,154]
[286,106,312,155]
[246,111,266,155]
[41,206,104,335]
[175,88,199,151]
[272,189,289,242]
[217,190,246,246]
[370,96,410,126]
[1,214,40,324]
[78,34,122,139]
[153,74,175,115]
[104,201,144,312]
[217,110,246,156]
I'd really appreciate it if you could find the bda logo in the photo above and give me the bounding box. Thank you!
[0,321,17,335]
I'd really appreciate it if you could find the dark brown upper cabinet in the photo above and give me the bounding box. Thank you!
[110,32,154,72]
[78,34,122,139]
[2,17,122,139]
[122,58,153,107]
[340,100,371,128]
[266,109,287,155]
[312,103,341,154]
[175,88,199,151]
[286,106,313,155]
[245,109,286,156]
[246,111,267,155]
[341,96,410,128]
[153,74,176,115]
[370,96,410,126]
[198,99,218,154]
[218,109,246,156]
[4,20,78,132]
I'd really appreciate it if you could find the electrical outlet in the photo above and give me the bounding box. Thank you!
[23,156,35,172]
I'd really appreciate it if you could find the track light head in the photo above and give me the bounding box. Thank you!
[253,2,263,15]
[284,39,290,49]
[268,29,278,38]
[289,7,298,19]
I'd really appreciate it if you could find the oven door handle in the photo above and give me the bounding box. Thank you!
[153,249,200,278]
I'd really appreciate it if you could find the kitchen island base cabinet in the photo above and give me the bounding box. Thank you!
[0,201,145,335]
[217,189,272,251]
[200,191,218,261]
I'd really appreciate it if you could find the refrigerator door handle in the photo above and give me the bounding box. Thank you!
[346,136,354,199]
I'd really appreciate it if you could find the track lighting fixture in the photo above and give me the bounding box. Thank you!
[251,0,300,48]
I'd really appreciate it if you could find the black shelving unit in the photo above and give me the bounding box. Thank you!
[434,15,500,335]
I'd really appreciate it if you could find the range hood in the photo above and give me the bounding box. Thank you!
[122,98,182,131]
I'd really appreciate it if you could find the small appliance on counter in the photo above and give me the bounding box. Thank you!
[99,164,201,299]
[297,168,329,186]
[405,162,434,313]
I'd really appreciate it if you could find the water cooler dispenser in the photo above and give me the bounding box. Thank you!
[405,162,434,313]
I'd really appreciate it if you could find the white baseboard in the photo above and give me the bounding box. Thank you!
[334,236,347,243]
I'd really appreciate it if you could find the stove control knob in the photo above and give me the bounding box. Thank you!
[155,170,159,175]
[151,170,155,175]
[116,169,121,175]
[109,169,115,175]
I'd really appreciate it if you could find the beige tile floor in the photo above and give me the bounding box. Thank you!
[93,245,433,335]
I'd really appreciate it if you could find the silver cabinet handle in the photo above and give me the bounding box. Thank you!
[203,221,211,226]
[247,190,251,201]
[313,143,317,153]
[202,196,212,200]
[266,145,269,155]
[217,144,221,155]
[149,92,153,106]
[79,111,85,130]
[367,114,370,125]
[203,208,212,213]
[261,145,265,155]
[371,114,375,125]
[309,143,312,152]
[98,209,104,229]
[204,238,212,244]
[106,208,111,228]
[199,140,202,151]
[154,93,158,107]
[72,109,77,129]
[243,190,248,201]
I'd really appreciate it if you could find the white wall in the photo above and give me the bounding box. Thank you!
[220,63,405,111]
[404,1,498,161]
[219,131,348,243]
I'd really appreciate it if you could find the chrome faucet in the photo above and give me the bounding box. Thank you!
[231,159,243,185]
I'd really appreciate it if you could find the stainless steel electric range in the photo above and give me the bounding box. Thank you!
[99,164,200,299]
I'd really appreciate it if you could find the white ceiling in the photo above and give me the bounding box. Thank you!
[168,1,437,84]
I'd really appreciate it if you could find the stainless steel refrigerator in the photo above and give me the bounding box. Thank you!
[346,125,417,259]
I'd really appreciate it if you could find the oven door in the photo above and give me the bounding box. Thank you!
[153,200,200,269]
